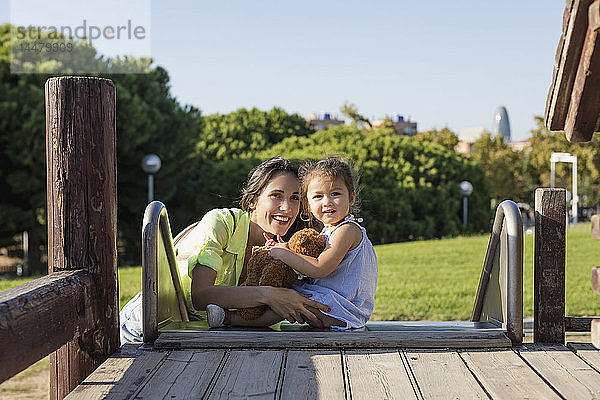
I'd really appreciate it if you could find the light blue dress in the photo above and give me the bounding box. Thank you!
[293,215,378,330]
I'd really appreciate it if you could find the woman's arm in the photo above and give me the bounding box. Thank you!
[191,264,330,325]
[270,223,362,279]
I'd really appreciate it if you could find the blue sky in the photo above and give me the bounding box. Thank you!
[3,1,565,141]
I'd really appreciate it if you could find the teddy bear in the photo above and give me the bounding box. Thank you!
[238,228,326,320]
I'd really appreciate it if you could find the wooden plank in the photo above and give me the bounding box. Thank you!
[0,270,97,383]
[154,330,511,349]
[279,350,345,399]
[404,349,488,399]
[565,316,594,331]
[65,344,168,399]
[565,0,600,142]
[568,0,600,139]
[592,266,600,293]
[518,343,600,399]
[461,349,560,399]
[534,188,566,343]
[593,319,600,348]
[569,342,600,369]
[134,350,205,399]
[546,0,593,131]
[344,349,417,399]
[45,76,119,400]
[206,350,284,399]
[161,350,226,399]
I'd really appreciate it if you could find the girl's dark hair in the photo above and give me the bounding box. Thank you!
[299,156,360,226]
[240,156,299,211]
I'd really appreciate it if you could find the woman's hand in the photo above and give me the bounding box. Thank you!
[262,287,330,326]
[263,232,285,247]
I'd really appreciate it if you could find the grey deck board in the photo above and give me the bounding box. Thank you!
[154,330,511,349]
[405,349,488,399]
[517,343,600,400]
[344,349,418,399]
[160,350,226,399]
[279,350,346,400]
[65,344,168,400]
[206,350,284,399]
[569,342,600,371]
[67,342,600,400]
[461,348,561,399]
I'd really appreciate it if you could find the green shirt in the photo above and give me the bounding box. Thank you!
[176,208,251,311]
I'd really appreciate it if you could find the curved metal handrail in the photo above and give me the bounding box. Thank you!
[142,201,188,344]
[471,200,523,344]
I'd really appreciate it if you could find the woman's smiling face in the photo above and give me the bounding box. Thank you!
[250,172,301,236]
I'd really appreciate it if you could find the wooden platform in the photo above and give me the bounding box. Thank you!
[65,342,600,399]
[154,321,513,349]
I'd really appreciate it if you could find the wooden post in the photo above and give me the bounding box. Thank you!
[45,77,119,400]
[534,188,566,343]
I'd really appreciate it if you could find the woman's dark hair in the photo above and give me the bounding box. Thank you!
[299,156,360,226]
[240,156,299,211]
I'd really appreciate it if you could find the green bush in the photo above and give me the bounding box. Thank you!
[262,126,493,244]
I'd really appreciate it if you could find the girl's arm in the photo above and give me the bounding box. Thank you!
[270,223,362,279]
[191,264,329,325]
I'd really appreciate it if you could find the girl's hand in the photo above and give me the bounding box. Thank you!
[263,287,330,326]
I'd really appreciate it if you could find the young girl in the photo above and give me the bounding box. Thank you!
[207,156,378,330]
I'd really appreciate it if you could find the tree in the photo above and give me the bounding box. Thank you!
[470,133,534,204]
[340,101,372,129]
[167,107,316,234]
[526,116,600,208]
[262,125,492,244]
[196,107,313,161]
[0,24,201,267]
[413,128,460,151]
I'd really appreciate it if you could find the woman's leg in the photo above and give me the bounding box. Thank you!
[119,291,143,344]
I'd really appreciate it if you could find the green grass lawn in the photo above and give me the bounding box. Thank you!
[1,222,598,320]
[374,221,600,320]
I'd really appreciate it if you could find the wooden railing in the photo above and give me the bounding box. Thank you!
[0,77,119,400]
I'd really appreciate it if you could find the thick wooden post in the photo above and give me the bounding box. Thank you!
[534,188,566,343]
[45,77,119,399]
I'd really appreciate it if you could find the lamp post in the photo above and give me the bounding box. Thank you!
[460,181,473,228]
[141,154,161,204]
[550,152,577,224]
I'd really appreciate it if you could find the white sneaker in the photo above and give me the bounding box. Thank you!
[206,304,225,327]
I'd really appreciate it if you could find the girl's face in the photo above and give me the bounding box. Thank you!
[250,172,301,236]
[306,175,354,228]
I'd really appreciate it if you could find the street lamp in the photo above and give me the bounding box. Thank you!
[141,154,161,204]
[460,181,473,228]
[550,152,577,224]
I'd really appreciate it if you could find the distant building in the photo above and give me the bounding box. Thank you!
[458,126,487,143]
[308,113,345,131]
[507,139,531,152]
[455,126,486,157]
[494,106,511,142]
[454,141,473,156]
[372,114,418,136]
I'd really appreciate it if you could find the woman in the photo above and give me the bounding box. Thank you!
[120,156,328,344]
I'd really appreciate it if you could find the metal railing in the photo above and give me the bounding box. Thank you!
[142,201,189,344]
[471,200,523,344]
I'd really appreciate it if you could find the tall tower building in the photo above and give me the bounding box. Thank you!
[494,106,511,142]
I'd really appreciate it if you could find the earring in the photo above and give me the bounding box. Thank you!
[300,212,311,222]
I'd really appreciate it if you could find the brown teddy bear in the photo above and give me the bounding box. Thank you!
[238,228,326,320]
